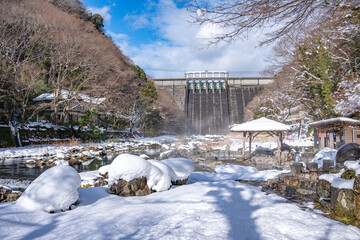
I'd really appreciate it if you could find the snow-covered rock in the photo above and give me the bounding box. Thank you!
[161,158,194,181]
[344,160,360,173]
[98,164,110,177]
[140,154,150,159]
[312,147,337,168]
[148,160,175,189]
[108,154,171,192]
[17,165,81,212]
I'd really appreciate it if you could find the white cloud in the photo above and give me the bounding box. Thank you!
[116,0,274,78]
[88,6,112,23]
[108,31,128,40]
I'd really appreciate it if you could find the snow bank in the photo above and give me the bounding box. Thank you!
[312,147,337,168]
[17,165,81,212]
[162,157,194,181]
[189,165,289,183]
[215,165,289,182]
[107,154,171,192]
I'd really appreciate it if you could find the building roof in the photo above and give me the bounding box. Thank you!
[230,117,290,132]
[33,90,106,105]
[309,117,360,128]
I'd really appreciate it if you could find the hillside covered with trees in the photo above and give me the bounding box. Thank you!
[0,0,183,144]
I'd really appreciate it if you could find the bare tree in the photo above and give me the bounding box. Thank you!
[184,0,358,45]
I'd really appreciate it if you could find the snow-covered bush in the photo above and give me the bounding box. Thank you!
[312,147,337,168]
[17,165,81,212]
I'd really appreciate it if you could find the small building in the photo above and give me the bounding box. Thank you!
[231,117,290,162]
[309,117,360,150]
[32,90,106,123]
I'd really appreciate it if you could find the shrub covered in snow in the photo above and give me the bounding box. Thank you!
[312,147,337,168]
[17,165,81,212]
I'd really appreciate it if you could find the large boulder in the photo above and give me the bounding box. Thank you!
[16,165,81,212]
[330,187,355,219]
[317,179,332,199]
[108,177,152,196]
[336,143,360,165]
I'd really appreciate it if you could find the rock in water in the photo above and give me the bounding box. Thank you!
[17,165,81,212]
[336,143,360,165]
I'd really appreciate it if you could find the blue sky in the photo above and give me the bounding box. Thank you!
[81,0,273,78]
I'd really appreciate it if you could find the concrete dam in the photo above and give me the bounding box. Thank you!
[153,71,273,134]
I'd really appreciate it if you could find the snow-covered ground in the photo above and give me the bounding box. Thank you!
[0,135,177,160]
[1,169,360,239]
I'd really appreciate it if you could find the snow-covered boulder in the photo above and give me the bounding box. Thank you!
[17,165,81,212]
[158,149,179,160]
[312,147,337,168]
[148,160,175,189]
[161,158,194,184]
[140,154,150,159]
[98,164,110,177]
[107,154,171,195]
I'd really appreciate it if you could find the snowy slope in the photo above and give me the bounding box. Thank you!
[1,173,360,239]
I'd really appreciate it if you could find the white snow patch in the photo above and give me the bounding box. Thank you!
[319,170,344,183]
[16,165,81,212]
[312,147,337,168]
[331,178,355,190]
[80,171,101,187]
[189,165,289,183]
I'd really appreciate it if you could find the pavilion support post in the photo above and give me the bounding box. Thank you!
[320,130,325,149]
[242,132,247,160]
[329,131,334,149]
[277,132,281,165]
[314,128,319,150]
[336,130,340,145]
[248,132,252,159]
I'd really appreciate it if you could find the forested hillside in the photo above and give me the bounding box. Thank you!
[0,0,182,141]
[246,2,360,122]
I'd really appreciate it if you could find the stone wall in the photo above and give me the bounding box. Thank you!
[267,160,360,226]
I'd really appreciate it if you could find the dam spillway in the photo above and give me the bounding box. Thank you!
[153,72,273,134]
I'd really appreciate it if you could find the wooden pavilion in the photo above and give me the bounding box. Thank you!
[309,117,360,150]
[230,117,290,162]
